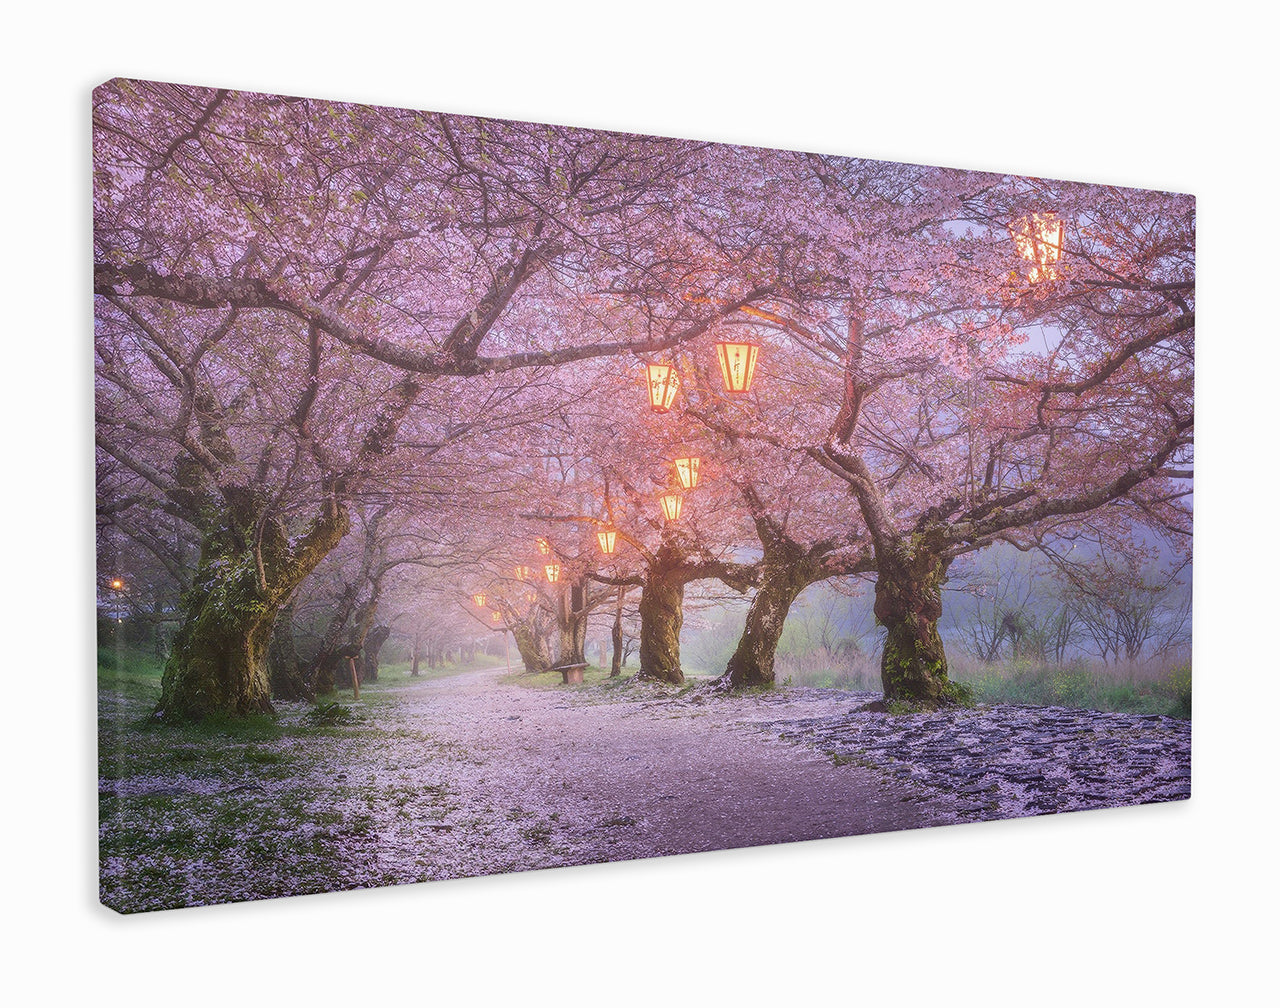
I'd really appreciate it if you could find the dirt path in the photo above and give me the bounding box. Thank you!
[100,666,1189,910]
[315,668,957,890]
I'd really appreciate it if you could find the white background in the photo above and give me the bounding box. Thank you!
[3,2,1274,1004]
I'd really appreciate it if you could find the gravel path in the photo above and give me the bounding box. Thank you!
[308,668,958,890]
[100,667,1191,910]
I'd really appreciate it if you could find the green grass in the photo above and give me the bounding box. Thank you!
[97,643,165,696]
[951,658,1192,719]
[98,644,490,913]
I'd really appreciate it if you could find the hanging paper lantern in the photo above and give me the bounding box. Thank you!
[714,340,760,394]
[110,578,124,591]
[514,565,532,581]
[471,592,488,607]
[536,536,552,555]
[673,456,701,490]
[1009,212,1064,282]
[597,528,618,554]
[645,362,681,413]
[545,564,561,583]
[659,493,684,522]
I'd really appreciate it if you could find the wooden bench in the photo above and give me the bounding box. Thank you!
[556,662,588,685]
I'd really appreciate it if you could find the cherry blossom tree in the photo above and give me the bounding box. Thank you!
[94,80,777,717]
[95,80,1192,718]
[678,152,1193,707]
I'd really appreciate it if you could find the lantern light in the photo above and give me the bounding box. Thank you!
[536,537,552,555]
[673,456,701,490]
[545,564,561,583]
[514,565,532,581]
[714,340,761,394]
[472,593,488,607]
[1009,212,1064,282]
[659,493,684,522]
[110,578,124,591]
[597,528,618,555]
[645,362,681,413]
[491,612,502,622]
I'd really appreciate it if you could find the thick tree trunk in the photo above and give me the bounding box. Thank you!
[638,571,684,684]
[511,623,554,674]
[724,566,810,689]
[610,592,624,678]
[268,602,311,702]
[873,545,971,710]
[158,496,348,719]
[312,584,360,694]
[556,607,588,668]
[161,584,277,717]
[362,625,390,682]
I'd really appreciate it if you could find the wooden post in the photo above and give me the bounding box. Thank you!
[348,656,360,701]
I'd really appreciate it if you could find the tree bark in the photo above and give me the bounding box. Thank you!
[268,601,311,701]
[556,593,588,668]
[362,625,390,682]
[610,589,624,678]
[873,543,971,710]
[724,565,810,689]
[637,569,685,684]
[158,493,348,719]
[511,622,554,674]
[311,583,360,695]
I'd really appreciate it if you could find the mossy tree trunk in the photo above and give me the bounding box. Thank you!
[632,541,756,686]
[637,567,685,685]
[557,617,587,667]
[873,542,969,710]
[610,588,625,678]
[268,601,310,701]
[311,582,359,695]
[159,491,349,719]
[361,624,390,682]
[511,622,554,674]
[555,582,589,668]
[723,560,813,689]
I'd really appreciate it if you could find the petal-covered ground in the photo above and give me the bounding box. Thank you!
[98,667,1190,913]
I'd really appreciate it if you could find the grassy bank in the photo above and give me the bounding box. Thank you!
[778,650,1191,719]
[953,657,1191,718]
[96,645,483,912]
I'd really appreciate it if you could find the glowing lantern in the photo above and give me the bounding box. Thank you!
[1009,212,1064,282]
[491,612,502,622]
[110,578,124,590]
[645,362,681,413]
[536,537,552,555]
[673,456,701,490]
[472,593,488,607]
[659,493,684,522]
[514,565,532,581]
[714,340,760,394]
[597,528,618,555]
[545,564,561,583]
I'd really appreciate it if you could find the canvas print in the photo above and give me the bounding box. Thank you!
[94,79,1193,913]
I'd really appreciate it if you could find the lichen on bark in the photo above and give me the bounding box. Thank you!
[873,536,972,712]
